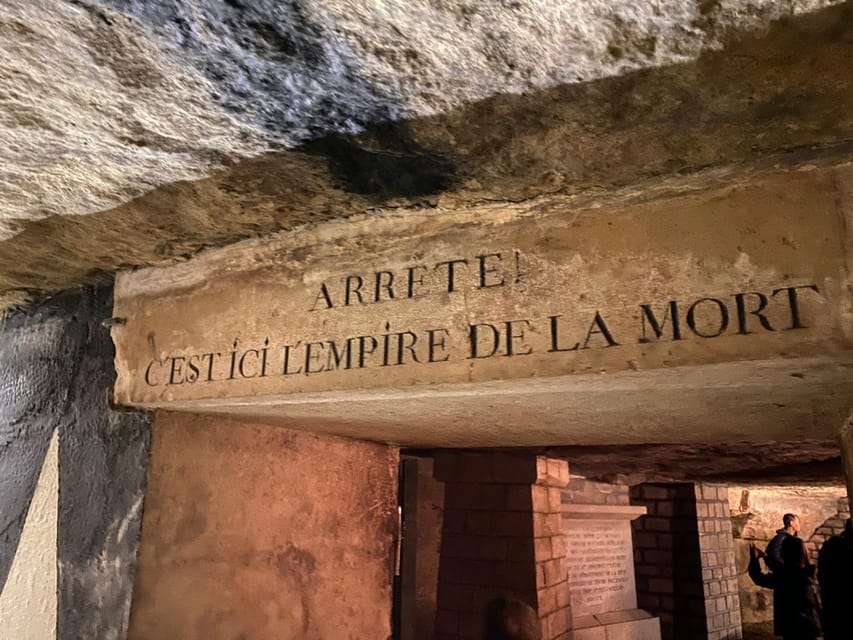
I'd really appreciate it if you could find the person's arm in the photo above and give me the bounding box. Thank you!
[748,544,775,589]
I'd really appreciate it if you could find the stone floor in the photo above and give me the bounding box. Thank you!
[742,622,775,639]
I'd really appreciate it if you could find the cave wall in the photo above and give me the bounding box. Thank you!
[0,287,151,640]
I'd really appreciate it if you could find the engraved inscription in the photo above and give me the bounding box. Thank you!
[565,523,634,613]
[135,245,822,390]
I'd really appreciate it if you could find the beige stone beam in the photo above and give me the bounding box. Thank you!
[111,166,853,445]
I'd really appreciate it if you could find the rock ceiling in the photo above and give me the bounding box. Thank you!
[0,0,851,306]
[547,441,846,484]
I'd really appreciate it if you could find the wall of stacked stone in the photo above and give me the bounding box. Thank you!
[804,497,851,563]
[631,482,742,640]
[694,483,743,640]
[433,454,572,640]
[631,483,703,639]
[561,475,631,506]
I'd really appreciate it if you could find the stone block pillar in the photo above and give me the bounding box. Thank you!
[434,453,571,640]
[631,482,742,640]
[694,483,742,639]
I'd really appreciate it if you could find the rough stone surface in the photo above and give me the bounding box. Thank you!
[551,441,845,485]
[57,291,151,640]
[840,416,853,510]
[0,300,77,593]
[128,411,399,640]
[0,1,852,305]
[0,1,264,235]
[0,287,151,640]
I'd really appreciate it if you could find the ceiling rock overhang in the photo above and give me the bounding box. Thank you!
[1,0,852,307]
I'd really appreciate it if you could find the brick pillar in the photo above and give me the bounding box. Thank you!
[631,482,742,640]
[631,483,701,639]
[694,483,742,640]
[433,453,571,640]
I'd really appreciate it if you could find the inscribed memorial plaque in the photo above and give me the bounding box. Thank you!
[564,520,637,617]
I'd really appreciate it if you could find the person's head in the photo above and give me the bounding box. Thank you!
[483,597,541,640]
[781,535,809,569]
[783,513,801,534]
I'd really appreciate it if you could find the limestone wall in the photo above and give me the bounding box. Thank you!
[128,412,399,640]
[0,288,151,640]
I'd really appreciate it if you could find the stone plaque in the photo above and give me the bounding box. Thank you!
[565,521,637,617]
[562,502,662,640]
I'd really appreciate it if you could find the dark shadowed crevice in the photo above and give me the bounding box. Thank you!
[303,123,456,198]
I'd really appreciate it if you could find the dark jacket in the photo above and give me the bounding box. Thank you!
[818,529,853,640]
[749,555,821,639]
[766,528,793,572]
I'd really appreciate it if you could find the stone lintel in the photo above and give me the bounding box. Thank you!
[112,169,853,446]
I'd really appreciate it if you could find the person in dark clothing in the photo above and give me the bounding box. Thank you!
[749,536,821,640]
[483,597,541,640]
[818,518,853,640]
[766,513,802,572]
